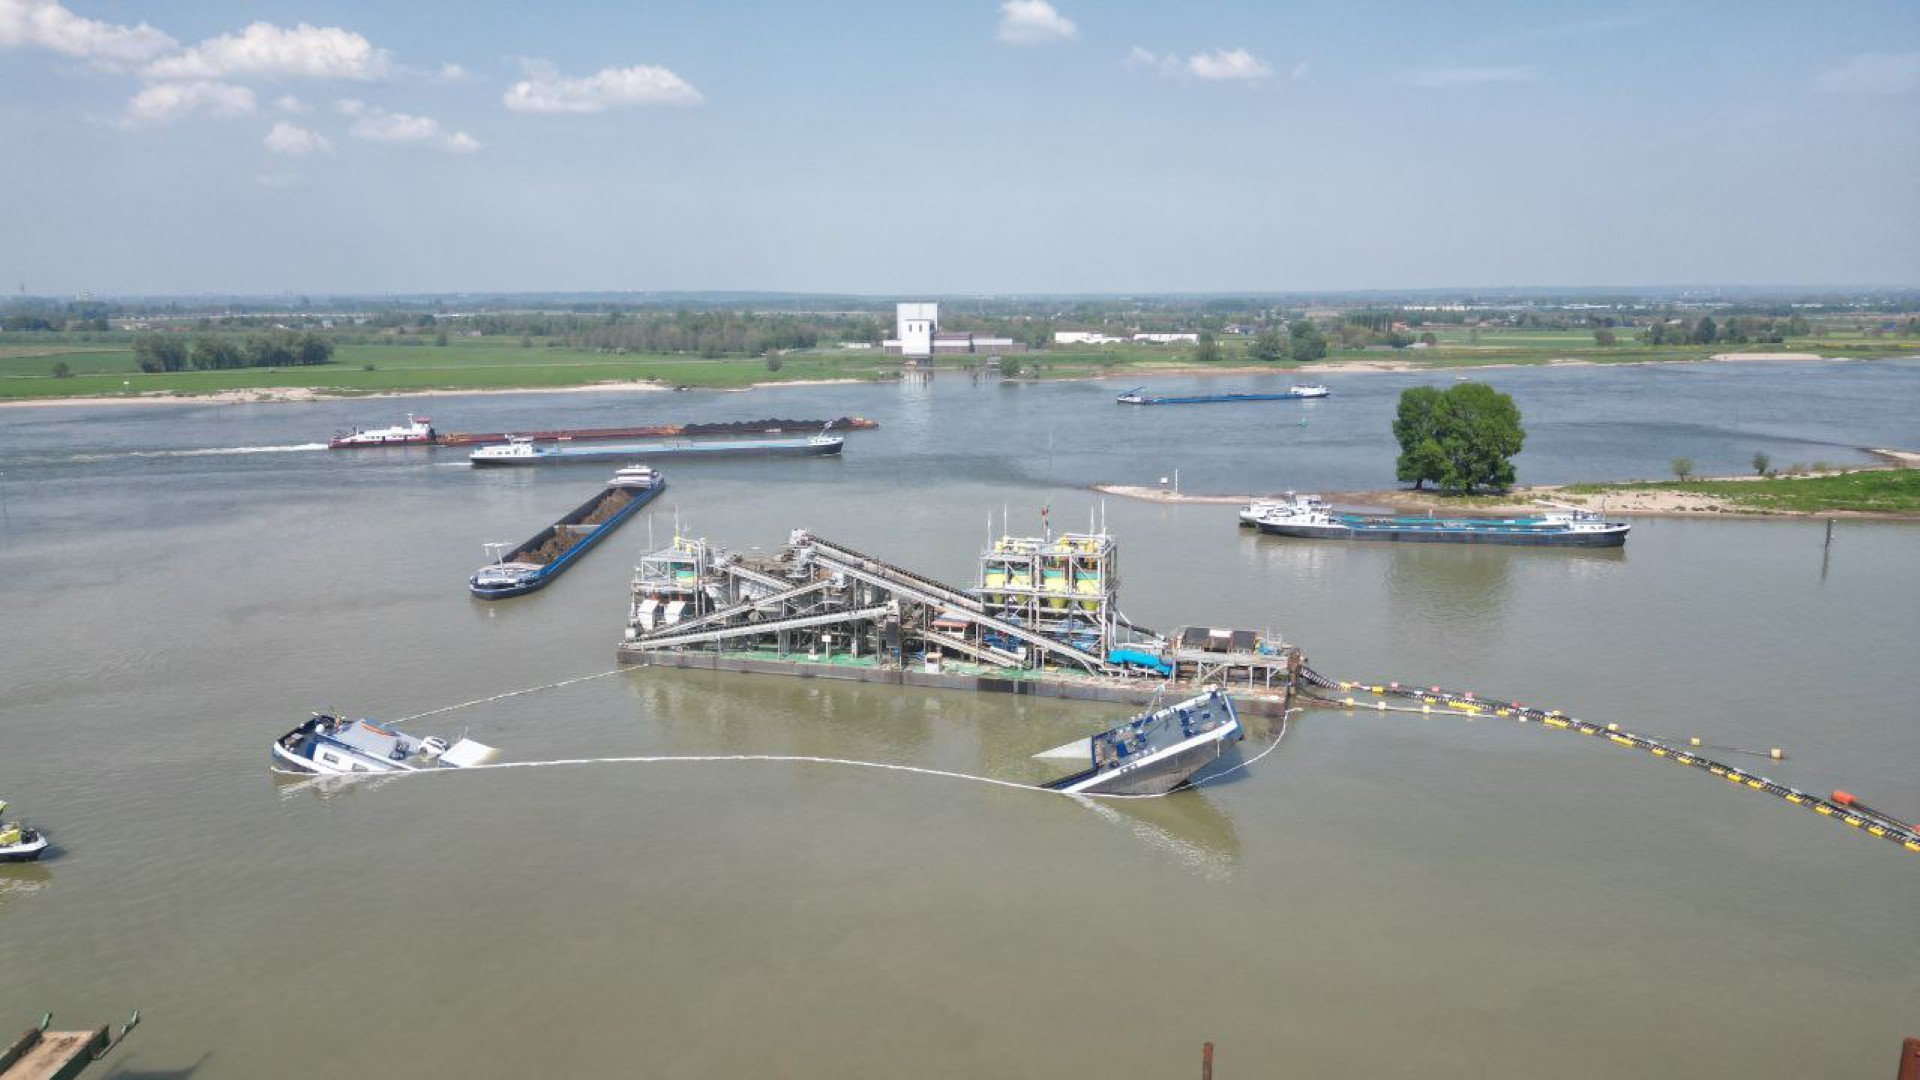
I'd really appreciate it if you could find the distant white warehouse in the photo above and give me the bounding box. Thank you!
[1053,331,1126,345]
[1132,332,1199,344]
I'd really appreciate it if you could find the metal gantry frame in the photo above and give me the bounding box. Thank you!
[621,525,1297,690]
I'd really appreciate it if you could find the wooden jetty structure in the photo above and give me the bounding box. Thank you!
[617,527,1300,713]
[1,1013,137,1080]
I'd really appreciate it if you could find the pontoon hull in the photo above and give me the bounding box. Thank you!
[1047,728,1242,795]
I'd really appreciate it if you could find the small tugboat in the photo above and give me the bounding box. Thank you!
[1250,493,1630,547]
[1117,385,1329,405]
[270,715,497,775]
[327,414,435,448]
[1043,688,1243,796]
[470,432,843,466]
[470,466,665,599]
[0,800,49,862]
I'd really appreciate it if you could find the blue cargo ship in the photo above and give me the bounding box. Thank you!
[1248,493,1629,547]
[470,467,665,599]
[1117,385,1328,405]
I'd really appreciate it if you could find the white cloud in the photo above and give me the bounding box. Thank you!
[1187,48,1271,82]
[1398,65,1538,88]
[997,0,1075,46]
[0,0,175,67]
[1815,52,1920,96]
[436,61,466,82]
[502,61,702,113]
[125,79,256,124]
[263,119,331,156]
[146,21,391,81]
[1128,46,1278,84]
[335,98,479,152]
[274,94,309,113]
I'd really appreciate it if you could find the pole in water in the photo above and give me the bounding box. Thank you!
[1201,1041,1213,1080]
[1897,1037,1920,1080]
[1824,518,1834,551]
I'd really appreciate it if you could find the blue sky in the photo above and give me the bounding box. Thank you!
[2,0,1916,294]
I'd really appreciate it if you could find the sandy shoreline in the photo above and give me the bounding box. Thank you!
[7,351,1910,409]
[1093,450,1920,521]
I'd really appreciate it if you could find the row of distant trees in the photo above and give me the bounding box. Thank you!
[3,313,111,332]
[133,332,334,372]
[1634,315,1814,347]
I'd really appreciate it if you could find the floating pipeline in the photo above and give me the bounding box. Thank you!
[1296,666,1920,856]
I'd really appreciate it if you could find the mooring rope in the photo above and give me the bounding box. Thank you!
[1298,667,1920,855]
[312,681,1293,803]
[385,668,635,725]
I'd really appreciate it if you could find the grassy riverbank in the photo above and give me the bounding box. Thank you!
[1102,466,1920,519]
[1,330,1913,402]
[1560,468,1920,515]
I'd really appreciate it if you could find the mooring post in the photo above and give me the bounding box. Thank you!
[1897,1036,1920,1080]
[1825,518,1835,551]
[1201,1041,1213,1080]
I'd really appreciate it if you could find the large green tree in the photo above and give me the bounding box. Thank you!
[1249,328,1285,362]
[1193,331,1221,363]
[1392,385,1447,490]
[1393,382,1525,493]
[1287,320,1328,362]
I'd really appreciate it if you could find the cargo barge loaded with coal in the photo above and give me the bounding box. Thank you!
[328,415,877,449]
[617,523,1301,716]
[471,433,842,467]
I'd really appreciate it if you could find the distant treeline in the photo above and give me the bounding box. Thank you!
[1638,315,1817,346]
[385,310,895,357]
[133,332,334,372]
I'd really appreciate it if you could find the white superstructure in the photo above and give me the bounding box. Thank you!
[896,302,938,358]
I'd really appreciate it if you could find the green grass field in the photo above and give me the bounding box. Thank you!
[1,330,1912,401]
[1562,469,1920,514]
[0,340,905,399]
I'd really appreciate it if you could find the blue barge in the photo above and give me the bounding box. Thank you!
[1117,385,1328,405]
[1248,493,1629,547]
[470,466,665,599]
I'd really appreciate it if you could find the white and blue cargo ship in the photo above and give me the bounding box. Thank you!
[1117,385,1328,405]
[470,466,665,599]
[1247,493,1630,547]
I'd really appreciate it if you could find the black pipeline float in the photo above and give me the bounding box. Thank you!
[1296,667,1920,856]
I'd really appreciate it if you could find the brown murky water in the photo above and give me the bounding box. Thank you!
[2,366,1916,1076]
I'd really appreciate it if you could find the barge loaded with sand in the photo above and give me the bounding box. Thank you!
[471,466,665,598]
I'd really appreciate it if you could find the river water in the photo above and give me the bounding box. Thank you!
[2,360,1916,1077]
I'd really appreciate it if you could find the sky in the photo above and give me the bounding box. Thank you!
[1,0,1917,295]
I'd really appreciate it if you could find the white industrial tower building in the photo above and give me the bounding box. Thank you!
[895,302,938,358]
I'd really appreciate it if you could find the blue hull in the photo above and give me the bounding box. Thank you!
[470,481,665,599]
[1119,391,1326,405]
